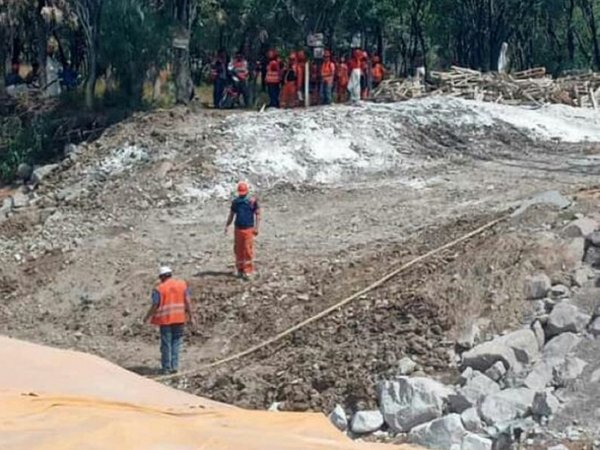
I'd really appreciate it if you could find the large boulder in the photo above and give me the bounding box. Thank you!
[497,329,540,365]
[10,191,30,209]
[329,404,348,431]
[31,163,59,185]
[461,340,521,373]
[479,388,536,426]
[397,357,418,375]
[408,414,466,450]
[485,361,507,382]
[461,432,492,450]
[545,303,591,338]
[16,162,33,181]
[524,273,551,300]
[449,373,500,413]
[378,377,453,433]
[543,333,581,359]
[563,218,598,238]
[524,358,562,391]
[460,407,484,433]
[571,266,594,288]
[553,356,587,387]
[350,410,383,434]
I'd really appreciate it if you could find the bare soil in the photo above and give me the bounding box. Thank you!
[0,104,599,415]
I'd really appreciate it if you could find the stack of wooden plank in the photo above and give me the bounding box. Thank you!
[371,66,600,108]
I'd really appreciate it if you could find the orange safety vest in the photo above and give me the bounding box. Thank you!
[151,278,188,326]
[337,63,349,86]
[232,59,249,81]
[321,61,335,85]
[372,63,384,83]
[265,60,280,84]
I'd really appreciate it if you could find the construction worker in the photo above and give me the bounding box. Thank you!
[360,50,370,99]
[280,53,298,108]
[296,50,306,104]
[143,267,195,375]
[348,48,362,103]
[225,182,260,280]
[336,55,349,103]
[228,51,250,107]
[371,55,385,88]
[265,49,281,108]
[211,49,229,108]
[320,50,335,105]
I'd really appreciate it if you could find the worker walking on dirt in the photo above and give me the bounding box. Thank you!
[225,182,261,280]
[143,267,195,375]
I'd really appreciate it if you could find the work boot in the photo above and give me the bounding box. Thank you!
[241,273,251,281]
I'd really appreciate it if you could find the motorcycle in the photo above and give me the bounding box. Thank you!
[219,74,244,109]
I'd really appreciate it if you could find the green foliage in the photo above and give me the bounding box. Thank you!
[0,116,50,184]
[99,0,170,107]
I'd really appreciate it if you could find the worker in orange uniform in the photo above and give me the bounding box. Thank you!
[280,52,298,108]
[371,55,385,89]
[320,50,336,105]
[360,50,370,99]
[336,55,349,103]
[296,50,306,104]
[265,50,281,108]
[348,48,362,103]
[228,51,250,107]
[225,182,261,280]
[143,266,195,375]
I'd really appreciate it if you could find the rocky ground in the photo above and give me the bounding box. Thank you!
[1,99,600,449]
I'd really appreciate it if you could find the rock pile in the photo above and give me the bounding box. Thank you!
[328,217,600,449]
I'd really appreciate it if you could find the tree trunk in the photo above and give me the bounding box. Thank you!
[34,1,48,89]
[171,0,196,105]
[0,43,6,99]
[589,4,600,69]
[174,43,194,104]
[85,47,97,109]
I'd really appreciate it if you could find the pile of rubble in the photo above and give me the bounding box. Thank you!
[372,66,600,108]
[323,216,600,449]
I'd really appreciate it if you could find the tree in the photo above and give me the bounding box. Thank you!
[100,0,169,106]
[168,0,198,104]
[71,0,103,108]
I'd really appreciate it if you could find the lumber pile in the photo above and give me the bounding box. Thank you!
[372,66,600,108]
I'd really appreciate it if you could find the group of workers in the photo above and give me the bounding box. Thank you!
[211,47,386,109]
[144,181,260,374]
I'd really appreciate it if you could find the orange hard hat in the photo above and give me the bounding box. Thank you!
[237,181,249,195]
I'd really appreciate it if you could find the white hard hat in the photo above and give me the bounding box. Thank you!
[159,266,172,277]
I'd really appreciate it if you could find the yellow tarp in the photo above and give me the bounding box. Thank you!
[0,337,409,450]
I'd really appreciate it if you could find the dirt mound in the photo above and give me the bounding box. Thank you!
[0,99,599,424]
